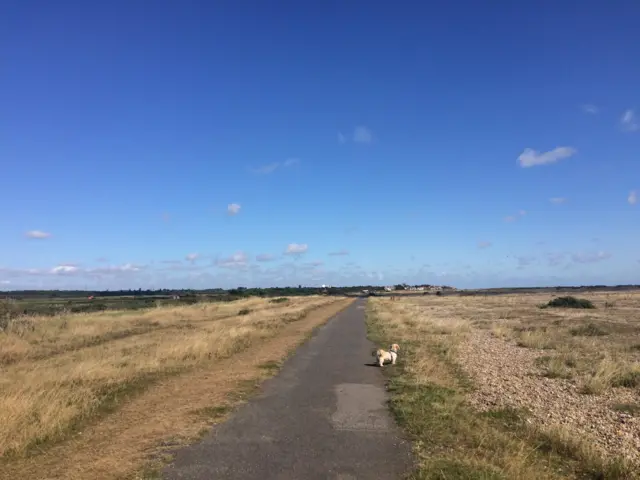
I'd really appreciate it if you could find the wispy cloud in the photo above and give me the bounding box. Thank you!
[285,243,308,255]
[338,126,374,145]
[90,263,145,274]
[353,126,373,144]
[504,210,527,223]
[304,260,324,268]
[25,230,52,239]
[581,104,598,114]
[227,203,241,215]
[477,241,492,249]
[328,249,349,256]
[628,190,637,205]
[515,255,536,268]
[250,162,280,175]
[547,252,566,267]
[550,197,567,204]
[185,253,199,262]
[215,251,248,269]
[249,158,300,175]
[571,251,612,264]
[621,109,639,132]
[256,253,275,262]
[517,147,577,168]
[282,158,299,167]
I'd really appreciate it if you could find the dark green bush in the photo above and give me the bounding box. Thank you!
[545,296,595,309]
[238,308,252,316]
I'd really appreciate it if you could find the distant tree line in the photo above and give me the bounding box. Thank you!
[0,285,380,301]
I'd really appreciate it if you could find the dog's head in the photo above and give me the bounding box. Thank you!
[390,343,400,353]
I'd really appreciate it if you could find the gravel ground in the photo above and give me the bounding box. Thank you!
[457,331,640,467]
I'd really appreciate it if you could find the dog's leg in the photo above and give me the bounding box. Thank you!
[378,356,384,367]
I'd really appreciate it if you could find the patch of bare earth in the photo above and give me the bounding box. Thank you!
[458,328,640,468]
[0,298,353,480]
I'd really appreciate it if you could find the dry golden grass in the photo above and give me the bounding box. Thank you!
[367,292,640,479]
[0,295,340,459]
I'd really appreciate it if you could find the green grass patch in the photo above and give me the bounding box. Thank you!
[257,360,281,373]
[269,297,289,304]
[192,404,233,420]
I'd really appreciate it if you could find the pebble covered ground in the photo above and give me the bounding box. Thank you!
[458,331,640,467]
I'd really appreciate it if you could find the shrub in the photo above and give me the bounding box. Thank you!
[238,308,252,316]
[545,296,595,309]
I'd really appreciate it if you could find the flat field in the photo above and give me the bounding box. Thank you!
[367,292,640,479]
[0,295,351,479]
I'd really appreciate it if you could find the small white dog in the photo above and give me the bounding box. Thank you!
[373,343,400,367]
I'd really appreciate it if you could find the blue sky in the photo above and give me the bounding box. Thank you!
[1,1,639,290]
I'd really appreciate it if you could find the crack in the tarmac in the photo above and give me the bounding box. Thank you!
[163,299,414,480]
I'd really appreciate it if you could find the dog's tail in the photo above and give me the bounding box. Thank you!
[372,348,383,357]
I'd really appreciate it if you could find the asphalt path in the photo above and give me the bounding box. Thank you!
[163,298,414,479]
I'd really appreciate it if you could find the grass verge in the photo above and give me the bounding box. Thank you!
[366,298,638,480]
[0,296,342,457]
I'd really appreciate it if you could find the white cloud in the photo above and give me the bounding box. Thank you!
[328,249,349,256]
[256,253,275,262]
[353,126,373,144]
[550,197,566,204]
[25,230,52,239]
[628,190,637,205]
[621,109,639,132]
[285,243,308,255]
[477,241,492,249]
[227,203,241,215]
[50,265,79,275]
[216,251,248,269]
[0,280,10,285]
[337,132,346,144]
[571,251,612,264]
[517,147,577,168]
[185,253,199,262]
[581,104,598,114]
